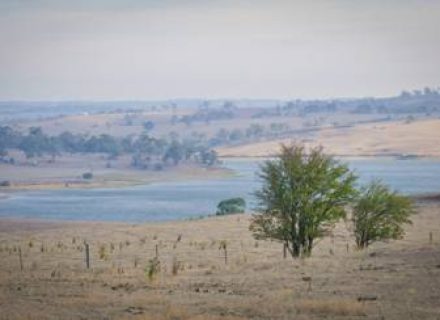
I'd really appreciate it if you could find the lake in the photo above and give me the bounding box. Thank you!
[1,157,440,222]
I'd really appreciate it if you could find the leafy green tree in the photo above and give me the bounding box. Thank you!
[201,149,217,166]
[217,198,246,215]
[0,126,21,157]
[57,131,85,153]
[250,144,357,258]
[19,127,49,158]
[84,134,121,156]
[142,121,155,132]
[163,140,183,165]
[352,180,414,249]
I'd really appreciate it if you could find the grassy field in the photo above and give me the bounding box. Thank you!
[0,200,439,319]
[216,118,440,158]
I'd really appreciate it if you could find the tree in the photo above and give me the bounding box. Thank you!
[352,180,414,249]
[246,124,264,139]
[142,121,155,132]
[163,140,183,165]
[217,198,246,215]
[250,144,357,258]
[19,127,49,158]
[200,149,218,166]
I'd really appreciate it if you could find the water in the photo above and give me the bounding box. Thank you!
[1,157,440,222]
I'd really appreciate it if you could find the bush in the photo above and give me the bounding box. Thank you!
[145,257,160,281]
[0,180,11,187]
[82,172,93,180]
[216,197,246,215]
[352,180,414,249]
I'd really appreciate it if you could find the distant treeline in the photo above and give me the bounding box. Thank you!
[0,126,217,168]
[253,87,440,118]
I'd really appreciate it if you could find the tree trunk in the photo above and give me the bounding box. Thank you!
[307,237,313,255]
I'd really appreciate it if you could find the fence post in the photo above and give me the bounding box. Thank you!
[224,246,228,265]
[283,243,287,259]
[429,232,433,244]
[85,243,90,269]
[155,244,159,258]
[218,241,227,265]
[18,246,23,271]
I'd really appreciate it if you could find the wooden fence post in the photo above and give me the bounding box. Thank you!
[85,243,90,269]
[219,241,227,265]
[155,244,159,258]
[429,232,433,244]
[224,246,228,265]
[283,243,287,259]
[18,247,23,271]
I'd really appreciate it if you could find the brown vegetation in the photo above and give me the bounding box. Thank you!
[216,119,440,158]
[0,201,439,319]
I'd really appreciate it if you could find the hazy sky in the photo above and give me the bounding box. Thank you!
[0,0,439,100]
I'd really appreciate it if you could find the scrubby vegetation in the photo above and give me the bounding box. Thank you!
[216,198,246,215]
[352,180,414,249]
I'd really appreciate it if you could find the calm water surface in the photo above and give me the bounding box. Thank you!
[1,158,440,222]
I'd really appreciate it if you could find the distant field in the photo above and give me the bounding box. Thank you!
[2,102,439,193]
[216,118,440,158]
[13,107,390,140]
[0,200,439,319]
[0,153,232,191]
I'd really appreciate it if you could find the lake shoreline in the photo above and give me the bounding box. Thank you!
[2,157,440,222]
[0,164,235,193]
[0,194,438,226]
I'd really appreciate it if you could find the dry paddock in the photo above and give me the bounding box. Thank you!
[0,201,439,320]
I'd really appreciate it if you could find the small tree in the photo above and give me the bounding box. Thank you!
[352,180,414,249]
[216,197,246,215]
[250,144,357,258]
[82,172,93,180]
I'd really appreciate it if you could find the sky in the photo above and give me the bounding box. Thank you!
[0,0,439,100]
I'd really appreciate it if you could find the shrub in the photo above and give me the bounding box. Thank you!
[352,180,414,249]
[145,257,161,281]
[216,197,246,215]
[99,244,108,260]
[82,172,93,180]
[0,180,11,187]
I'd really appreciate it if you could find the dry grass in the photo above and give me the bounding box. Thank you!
[216,118,440,158]
[295,298,365,316]
[0,202,439,319]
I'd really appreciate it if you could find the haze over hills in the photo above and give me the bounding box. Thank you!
[1,87,439,122]
[1,0,440,319]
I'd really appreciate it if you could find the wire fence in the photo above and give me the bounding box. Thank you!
[1,229,438,276]
[0,237,279,276]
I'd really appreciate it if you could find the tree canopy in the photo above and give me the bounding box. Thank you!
[352,180,414,249]
[216,197,246,215]
[250,144,357,257]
